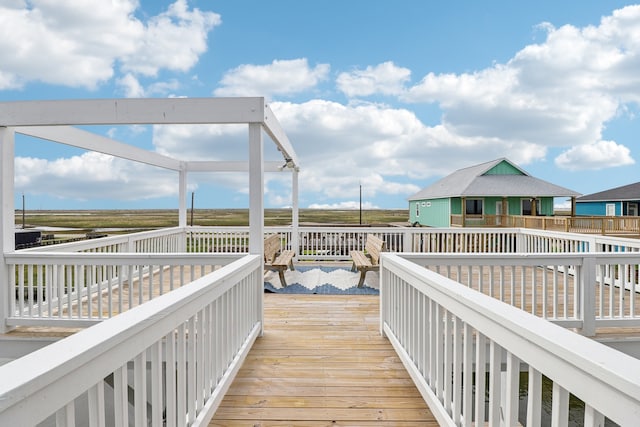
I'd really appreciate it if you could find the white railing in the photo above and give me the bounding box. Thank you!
[8,226,640,330]
[0,254,262,427]
[188,226,251,253]
[21,227,186,254]
[7,252,243,327]
[380,254,640,426]
[20,225,640,259]
[401,252,640,336]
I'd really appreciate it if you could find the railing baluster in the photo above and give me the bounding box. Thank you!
[87,381,105,427]
[527,367,542,427]
[488,341,502,426]
[474,333,486,424]
[551,382,569,427]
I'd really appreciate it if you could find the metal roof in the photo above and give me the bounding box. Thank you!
[576,181,640,202]
[408,158,581,200]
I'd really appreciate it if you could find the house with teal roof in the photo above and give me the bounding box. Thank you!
[408,158,581,227]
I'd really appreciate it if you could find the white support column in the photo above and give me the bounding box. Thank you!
[292,168,299,256]
[248,124,264,254]
[178,166,187,252]
[178,166,187,228]
[0,127,15,333]
[248,123,264,336]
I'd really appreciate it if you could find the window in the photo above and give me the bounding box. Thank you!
[521,198,541,216]
[465,199,483,215]
[416,203,420,217]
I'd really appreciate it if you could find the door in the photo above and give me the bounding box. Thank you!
[496,201,503,225]
[629,203,638,217]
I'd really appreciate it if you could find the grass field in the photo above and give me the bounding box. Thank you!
[16,209,409,232]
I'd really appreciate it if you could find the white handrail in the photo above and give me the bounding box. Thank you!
[18,225,640,258]
[0,254,262,426]
[401,252,640,335]
[7,252,244,327]
[20,226,186,253]
[380,253,640,426]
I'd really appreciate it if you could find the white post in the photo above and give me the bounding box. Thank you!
[580,255,597,337]
[403,230,412,252]
[0,127,15,333]
[178,166,187,251]
[248,123,264,335]
[292,167,299,257]
[178,167,187,228]
[248,124,264,254]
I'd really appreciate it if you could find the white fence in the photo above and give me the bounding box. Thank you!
[401,252,640,336]
[22,227,186,254]
[0,255,263,427]
[8,226,640,326]
[7,252,243,327]
[380,253,640,426]
[19,225,640,258]
[8,226,640,329]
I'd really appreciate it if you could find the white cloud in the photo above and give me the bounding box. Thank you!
[120,0,220,77]
[395,5,640,172]
[117,73,145,98]
[0,0,219,89]
[15,152,180,201]
[337,61,411,97]
[555,140,634,171]
[11,4,640,208]
[272,99,547,182]
[214,58,330,97]
[116,73,182,98]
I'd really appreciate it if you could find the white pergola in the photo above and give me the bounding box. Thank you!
[0,97,300,254]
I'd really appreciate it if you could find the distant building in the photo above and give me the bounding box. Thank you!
[575,182,640,216]
[408,158,581,227]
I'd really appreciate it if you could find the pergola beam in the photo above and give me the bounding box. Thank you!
[15,125,181,171]
[0,98,267,126]
[262,104,299,168]
[5,98,299,170]
[185,161,285,173]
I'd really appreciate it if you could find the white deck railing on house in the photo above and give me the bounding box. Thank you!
[6,252,243,327]
[0,255,263,427]
[18,225,640,259]
[23,227,187,254]
[380,253,640,426]
[401,252,640,336]
[7,226,640,329]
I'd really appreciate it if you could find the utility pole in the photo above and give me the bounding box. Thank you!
[22,193,25,229]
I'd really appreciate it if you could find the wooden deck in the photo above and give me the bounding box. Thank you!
[210,294,438,426]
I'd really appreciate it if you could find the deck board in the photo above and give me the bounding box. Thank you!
[209,294,438,426]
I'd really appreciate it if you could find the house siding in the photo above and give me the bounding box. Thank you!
[484,161,522,175]
[410,198,451,227]
[576,201,607,216]
[539,198,554,215]
[576,200,640,216]
[451,198,462,215]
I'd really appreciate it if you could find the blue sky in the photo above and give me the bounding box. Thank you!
[3,0,640,210]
